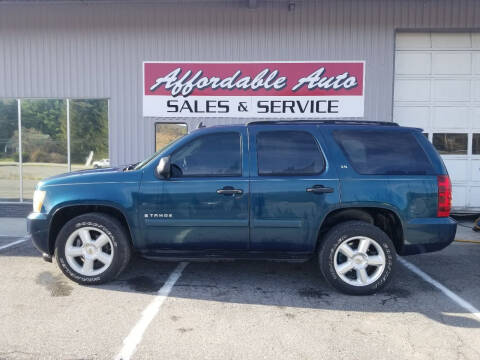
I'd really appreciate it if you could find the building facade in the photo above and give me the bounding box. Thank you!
[0,0,479,211]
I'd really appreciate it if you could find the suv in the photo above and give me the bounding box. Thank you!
[27,121,456,295]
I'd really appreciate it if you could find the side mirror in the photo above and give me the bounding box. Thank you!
[155,156,171,179]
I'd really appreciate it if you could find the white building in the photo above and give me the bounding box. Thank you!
[0,0,479,212]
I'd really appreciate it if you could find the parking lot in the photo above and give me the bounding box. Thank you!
[1,221,480,360]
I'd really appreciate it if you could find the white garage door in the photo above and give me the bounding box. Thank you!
[394,32,480,213]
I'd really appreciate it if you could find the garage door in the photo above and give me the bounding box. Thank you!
[394,32,480,213]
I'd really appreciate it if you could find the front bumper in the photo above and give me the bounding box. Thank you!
[400,217,457,255]
[27,212,50,255]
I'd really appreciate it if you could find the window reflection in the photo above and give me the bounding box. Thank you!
[70,99,109,170]
[155,123,187,152]
[432,133,468,155]
[0,98,109,201]
[334,130,433,175]
[473,134,480,155]
[0,100,19,200]
[171,132,241,177]
[257,131,325,176]
[21,99,67,199]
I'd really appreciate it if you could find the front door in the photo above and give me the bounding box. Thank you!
[139,128,249,251]
[249,126,340,253]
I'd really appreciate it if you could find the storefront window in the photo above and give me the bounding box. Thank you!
[21,99,68,199]
[155,123,187,152]
[432,133,468,155]
[473,134,480,155]
[0,100,19,200]
[0,98,108,202]
[70,99,109,170]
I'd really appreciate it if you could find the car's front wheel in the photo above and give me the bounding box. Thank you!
[55,213,131,285]
[318,221,396,295]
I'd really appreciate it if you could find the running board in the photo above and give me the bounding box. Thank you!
[138,250,312,263]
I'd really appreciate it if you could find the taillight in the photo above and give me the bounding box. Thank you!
[437,175,452,217]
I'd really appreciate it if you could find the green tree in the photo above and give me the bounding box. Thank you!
[21,99,66,139]
[0,98,108,165]
[0,100,18,160]
[70,99,108,164]
[20,99,67,159]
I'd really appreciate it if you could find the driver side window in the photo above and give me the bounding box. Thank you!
[170,132,242,177]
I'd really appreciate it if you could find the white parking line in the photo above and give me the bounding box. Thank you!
[399,257,480,322]
[0,238,28,251]
[114,261,189,360]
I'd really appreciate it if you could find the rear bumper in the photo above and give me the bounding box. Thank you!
[400,217,457,255]
[27,212,50,255]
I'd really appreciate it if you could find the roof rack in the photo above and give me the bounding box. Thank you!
[247,120,399,126]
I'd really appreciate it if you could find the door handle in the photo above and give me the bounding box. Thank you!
[217,186,243,195]
[306,185,334,194]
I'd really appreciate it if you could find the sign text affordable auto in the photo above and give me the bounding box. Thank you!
[143,61,365,118]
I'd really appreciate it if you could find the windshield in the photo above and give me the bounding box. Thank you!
[134,134,187,170]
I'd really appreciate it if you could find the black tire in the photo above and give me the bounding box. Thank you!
[318,220,396,295]
[55,212,131,285]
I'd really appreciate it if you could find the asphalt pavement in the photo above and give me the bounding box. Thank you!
[0,218,479,360]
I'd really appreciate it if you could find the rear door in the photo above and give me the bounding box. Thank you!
[248,125,340,252]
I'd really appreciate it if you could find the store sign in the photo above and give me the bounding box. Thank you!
[143,61,365,118]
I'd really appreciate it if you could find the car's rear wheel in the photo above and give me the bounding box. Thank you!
[318,221,396,295]
[55,213,131,285]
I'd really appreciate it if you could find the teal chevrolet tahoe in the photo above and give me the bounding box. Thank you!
[27,120,456,295]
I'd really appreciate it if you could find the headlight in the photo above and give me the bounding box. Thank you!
[33,190,46,213]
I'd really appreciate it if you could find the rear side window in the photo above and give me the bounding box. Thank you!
[256,131,325,176]
[333,130,434,175]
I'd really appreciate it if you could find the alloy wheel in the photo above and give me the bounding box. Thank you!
[333,236,386,287]
[64,227,114,277]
